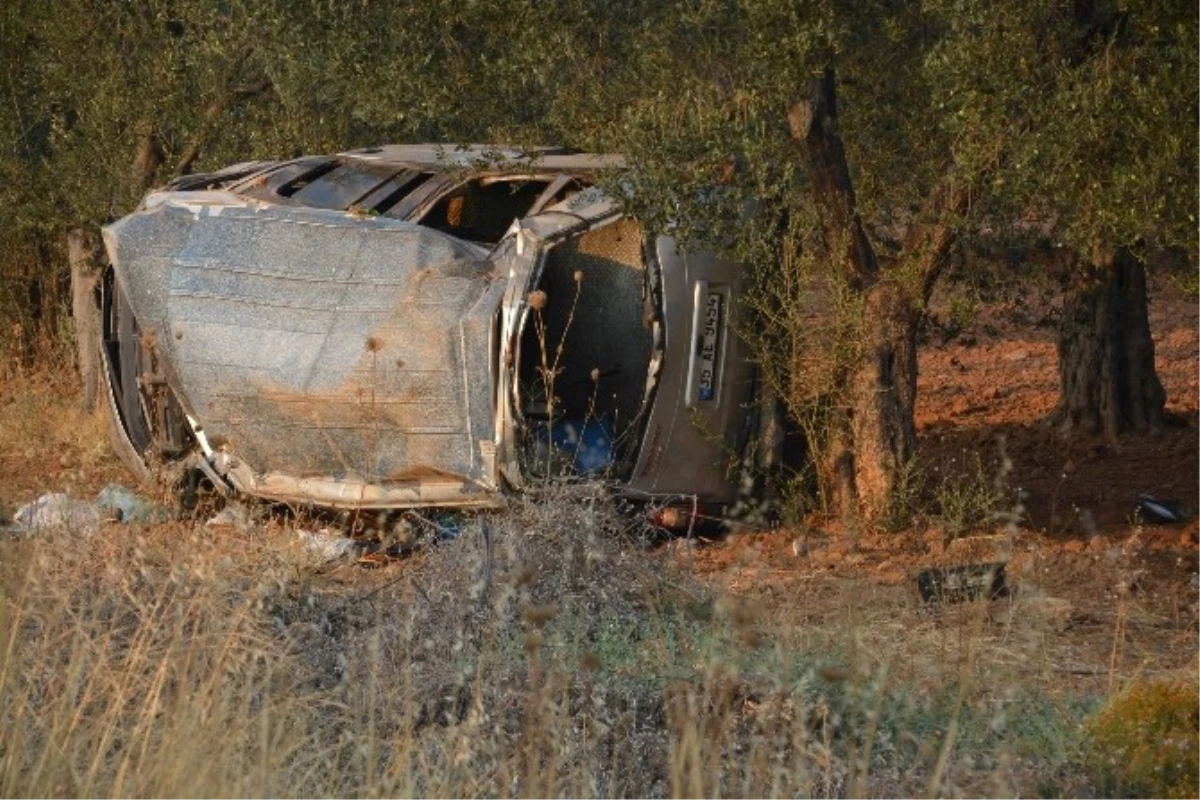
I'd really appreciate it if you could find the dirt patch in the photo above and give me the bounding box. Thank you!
[676,265,1198,718]
[677,524,1197,730]
[917,268,1198,543]
[0,369,133,517]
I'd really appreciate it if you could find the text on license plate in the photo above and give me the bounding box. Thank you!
[697,291,723,401]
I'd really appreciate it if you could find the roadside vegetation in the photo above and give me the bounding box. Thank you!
[2,367,1197,798]
[0,1,1196,797]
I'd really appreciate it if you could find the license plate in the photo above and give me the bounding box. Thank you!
[697,291,723,401]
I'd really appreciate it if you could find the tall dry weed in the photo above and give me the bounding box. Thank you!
[0,479,1187,797]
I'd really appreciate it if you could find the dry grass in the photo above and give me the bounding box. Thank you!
[0,351,128,516]
[1,371,1197,798]
[4,497,1192,798]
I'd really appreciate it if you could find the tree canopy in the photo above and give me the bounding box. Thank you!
[5,0,1193,256]
[925,0,1197,259]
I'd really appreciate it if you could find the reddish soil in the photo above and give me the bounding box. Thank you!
[917,270,1198,542]
[675,270,1197,706]
[688,268,1198,593]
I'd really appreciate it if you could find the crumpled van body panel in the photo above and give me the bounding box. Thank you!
[99,145,780,512]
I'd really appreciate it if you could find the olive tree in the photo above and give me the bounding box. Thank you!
[0,0,362,366]
[927,0,1198,440]
[520,0,975,519]
[0,0,363,229]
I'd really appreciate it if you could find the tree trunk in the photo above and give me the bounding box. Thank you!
[842,281,916,517]
[788,69,910,520]
[788,69,966,521]
[131,119,164,191]
[786,70,879,291]
[1054,246,1165,440]
[68,227,104,412]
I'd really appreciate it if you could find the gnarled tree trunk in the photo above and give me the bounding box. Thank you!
[787,67,964,520]
[68,227,104,412]
[1054,246,1165,441]
[788,68,965,521]
[842,281,917,517]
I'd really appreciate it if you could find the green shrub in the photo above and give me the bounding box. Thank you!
[1085,679,1199,798]
[931,452,1010,539]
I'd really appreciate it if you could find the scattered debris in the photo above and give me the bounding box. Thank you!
[6,493,101,534]
[205,501,253,530]
[401,509,470,543]
[1135,494,1190,525]
[916,562,1007,604]
[295,528,358,561]
[4,484,173,535]
[97,484,171,523]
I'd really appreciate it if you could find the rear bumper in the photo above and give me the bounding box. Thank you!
[210,452,503,510]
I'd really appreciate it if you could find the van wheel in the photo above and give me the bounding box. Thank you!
[98,269,191,484]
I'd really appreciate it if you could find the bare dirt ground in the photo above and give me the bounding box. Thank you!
[691,269,1197,558]
[916,268,1199,543]
[680,268,1198,741]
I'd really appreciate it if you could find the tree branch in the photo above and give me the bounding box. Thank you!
[175,45,274,176]
[131,118,164,191]
[787,67,879,290]
[901,174,970,307]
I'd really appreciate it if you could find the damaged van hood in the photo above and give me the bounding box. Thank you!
[103,191,506,508]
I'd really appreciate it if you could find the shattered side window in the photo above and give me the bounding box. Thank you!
[166,162,277,192]
[230,158,436,215]
[530,176,588,213]
[274,159,341,198]
[419,179,550,244]
[233,158,337,204]
[282,160,412,210]
[359,170,432,215]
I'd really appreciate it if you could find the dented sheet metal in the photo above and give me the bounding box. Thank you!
[103,193,504,507]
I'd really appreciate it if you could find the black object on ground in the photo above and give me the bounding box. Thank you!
[917,562,1007,604]
[1135,494,1190,525]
